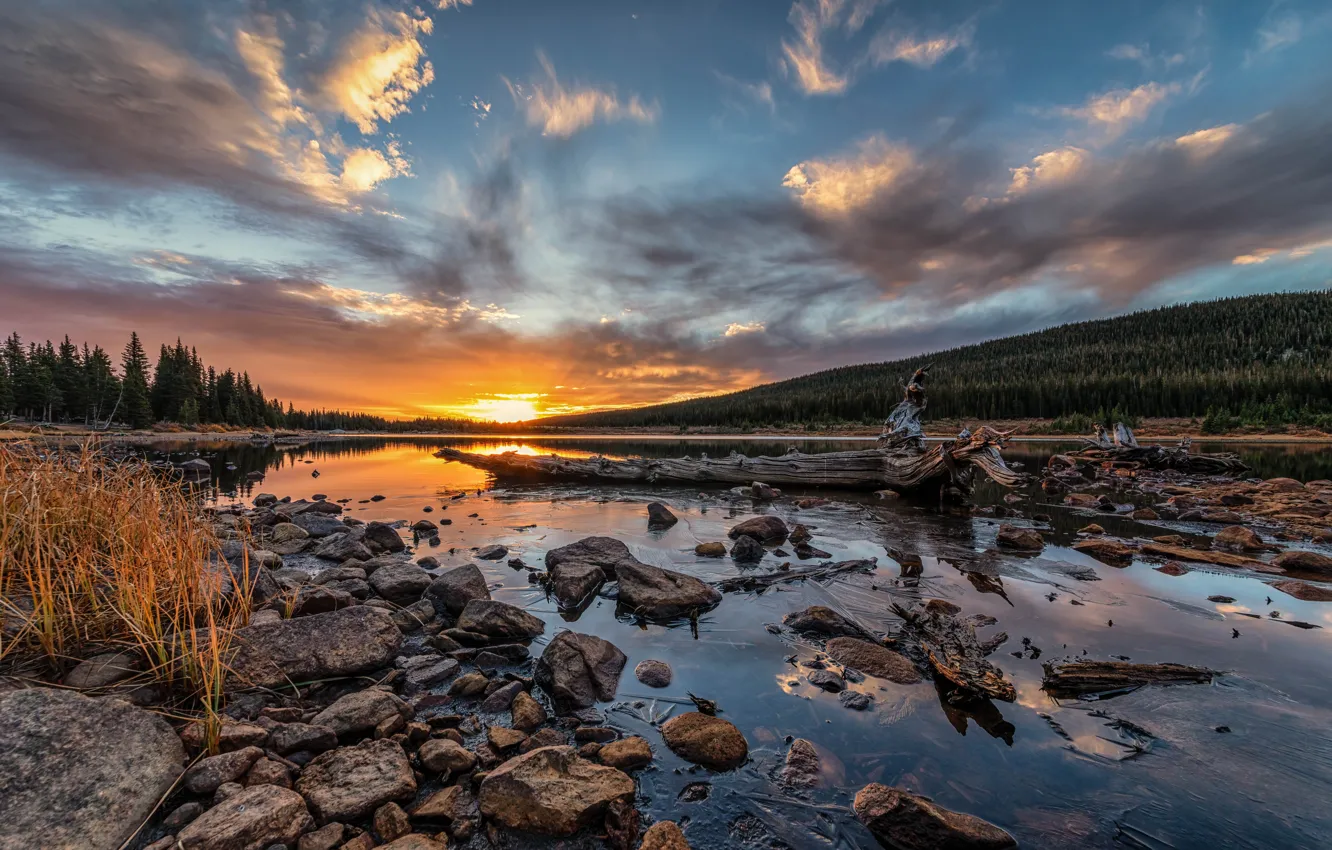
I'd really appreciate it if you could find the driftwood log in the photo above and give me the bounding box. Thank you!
[1041,661,1215,698]
[437,368,1028,499]
[1049,424,1248,476]
[891,601,1016,703]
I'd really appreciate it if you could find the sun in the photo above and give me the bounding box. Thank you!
[463,397,541,423]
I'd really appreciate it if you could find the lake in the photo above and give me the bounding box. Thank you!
[154,436,1332,849]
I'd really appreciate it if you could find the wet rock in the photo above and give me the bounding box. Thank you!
[782,605,867,638]
[995,524,1043,552]
[64,649,141,689]
[292,513,347,538]
[363,522,406,554]
[605,797,641,850]
[449,672,490,696]
[615,560,722,618]
[852,784,1016,850]
[634,659,673,688]
[456,599,545,640]
[640,821,691,850]
[311,688,412,739]
[369,563,431,604]
[177,785,313,850]
[475,544,508,560]
[825,637,920,684]
[289,584,354,617]
[411,783,479,829]
[548,560,607,608]
[729,535,765,563]
[269,723,338,755]
[312,533,372,563]
[599,736,653,771]
[694,542,727,557]
[0,688,186,850]
[728,515,789,543]
[1273,550,1332,575]
[479,680,525,713]
[788,524,813,544]
[647,502,679,529]
[1141,542,1265,569]
[1072,538,1136,565]
[750,481,780,500]
[1132,507,1159,520]
[1214,525,1274,553]
[400,655,460,695]
[839,691,872,710]
[1155,562,1189,576]
[1208,595,1236,603]
[185,747,265,794]
[374,802,411,842]
[296,739,416,822]
[660,712,748,770]
[795,542,833,559]
[511,690,548,732]
[478,746,635,836]
[412,519,438,533]
[418,738,477,776]
[424,564,491,617]
[1078,523,1105,535]
[546,536,635,579]
[807,669,845,692]
[535,631,627,712]
[780,738,821,787]
[1271,579,1332,601]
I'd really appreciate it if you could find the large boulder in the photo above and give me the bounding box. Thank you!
[614,560,722,619]
[728,516,789,543]
[548,562,606,609]
[1273,549,1332,575]
[296,739,416,822]
[227,606,402,690]
[534,631,627,712]
[852,784,1016,849]
[363,522,406,554]
[310,688,412,739]
[825,637,920,684]
[424,564,491,617]
[660,712,748,770]
[1213,525,1273,553]
[292,513,349,538]
[478,746,634,836]
[456,600,545,640]
[312,532,372,562]
[646,502,679,530]
[0,688,186,850]
[545,537,634,579]
[177,785,312,850]
[369,563,431,604]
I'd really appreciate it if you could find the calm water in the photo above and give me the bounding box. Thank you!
[157,436,1332,849]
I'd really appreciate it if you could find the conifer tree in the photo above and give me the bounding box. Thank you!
[120,332,153,429]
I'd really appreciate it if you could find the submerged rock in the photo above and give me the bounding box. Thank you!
[995,524,1043,552]
[1271,579,1332,601]
[0,687,186,850]
[535,631,627,712]
[783,605,867,638]
[660,712,748,770]
[729,535,765,563]
[1041,660,1214,697]
[781,738,821,787]
[478,746,635,836]
[728,515,789,543]
[825,637,920,684]
[1072,538,1137,564]
[227,606,402,690]
[852,784,1016,850]
[475,543,509,560]
[615,560,722,618]
[546,536,634,579]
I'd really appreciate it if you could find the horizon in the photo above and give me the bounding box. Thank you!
[2,1,1331,420]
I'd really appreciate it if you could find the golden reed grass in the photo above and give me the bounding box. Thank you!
[0,441,250,741]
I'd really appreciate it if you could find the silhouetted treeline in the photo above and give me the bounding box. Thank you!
[542,292,1332,431]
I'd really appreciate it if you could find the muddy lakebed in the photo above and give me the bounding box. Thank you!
[160,436,1332,849]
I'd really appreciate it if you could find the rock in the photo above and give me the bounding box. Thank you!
[475,544,508,560]
[378,836,446,850]
[660,713,748,769]
[289,585,354,617]
[728,516,788,543]
[1078,523,1105,535]
[825,637,920,684]
[781,738,821,787]
[840,691,872,710]
[1272,550,1332,575]
[244,757,292,789]
[313,533,372,563]
[178,785,313,850]
[729,536,764,563]
[185,747,266,794]
[296,739,416,822]
[488,726,527,750]
[369,563,432,604]
[311,688,412,739]
[852,784,1016,850]
[1132,507,1159,520]
[363,522,406,553]
[297,823,344,850]
[1072,538,1136,565]
[418,738,477,776]
[269,723,338,755]
[164,801,205,830]
[292,513,348,538]
[521,728,568,753]
[412,519,438,533]
[479,680,525,713]
[615,560,722,619]
[640,821,691,850]
[511,691,548,732]
[646,502,679,529]
[456,599,545,640]
[694,542,727,557]
[599,736,652,771]
[0,688,185,850]
[807,669,845,692]
[374,802,411,842]
[1271,579,1332,601]
[391,599,437,633]
[535,631,627,712]
[254,493,278,507]
[228,606,401,690]
[1155,562,1190,576]
[305,500,343,515]
[478,746,635,836]
[424,564,491,617]
[1214,525,1273,553]
[449,672,490,696]
[411,782,479,825]
[782,605,866,638]
[64,650,141,689]
[548,560,607,608]
[400,656,460,695]
[995,524,1043,552]
[546,537,634,579]
[634,659,672,688]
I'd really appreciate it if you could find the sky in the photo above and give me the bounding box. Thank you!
[1,0,1330,421]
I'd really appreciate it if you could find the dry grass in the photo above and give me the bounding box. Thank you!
[0,442,249,739]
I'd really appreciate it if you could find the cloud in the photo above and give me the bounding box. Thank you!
[781,0,851,95]
[724,322,765,336]
[716,73,776,114]
[1008,147,1090,193]
[316,9,435,135]
[1106,43,1186,70]
[340,142,412,193]
[1255,12,1302,55]
[507,54,658,138]
[869,23,973,68]
[1175,123,1239,157]
[782,135,916,215]
[1059,81,1180,139]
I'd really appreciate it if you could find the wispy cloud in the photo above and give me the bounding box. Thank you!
[870,22,974,68]
[781,0,851,95]
[1059,81,1180,139]
[507,54,658,138]
[316,9,435,135]
[782,134,915,215]
[1106,42,1187,70]
[1253,11,1303,57]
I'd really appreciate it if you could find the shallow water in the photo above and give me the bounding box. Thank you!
[160,436,1332,849]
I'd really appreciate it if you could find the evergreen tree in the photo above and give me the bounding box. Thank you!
[120,332,153,429]
[83,344,118,426]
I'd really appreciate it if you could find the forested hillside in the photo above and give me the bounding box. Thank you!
[542,292,1332,431]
